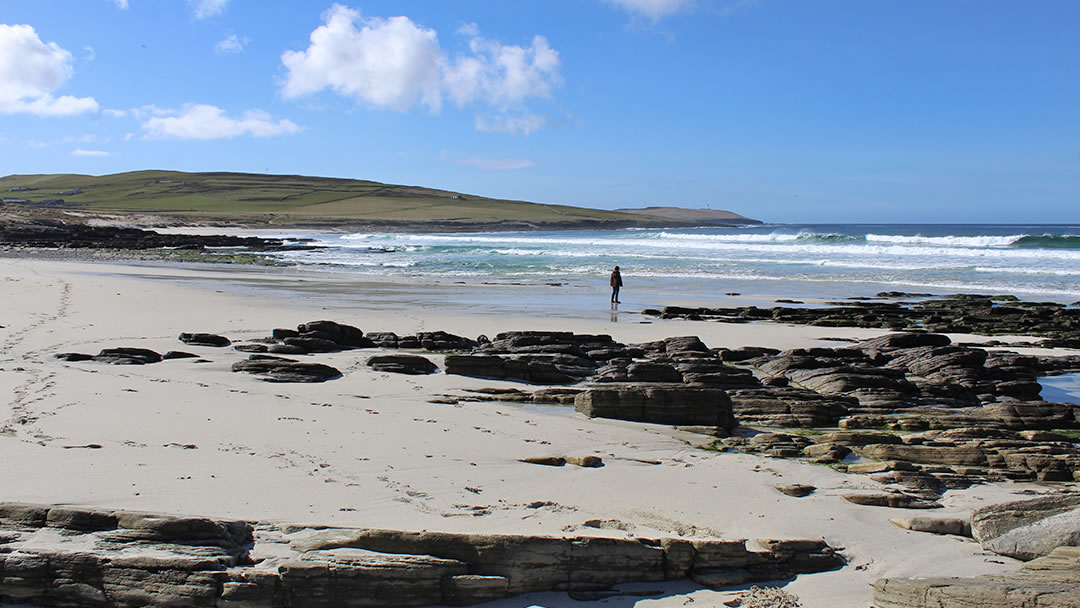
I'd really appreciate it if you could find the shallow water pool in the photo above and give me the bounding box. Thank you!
[1040,373,1080,405]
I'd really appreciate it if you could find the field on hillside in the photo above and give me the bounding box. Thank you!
[0,170,656,227]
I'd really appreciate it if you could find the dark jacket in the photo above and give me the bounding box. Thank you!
[610,270,623,287]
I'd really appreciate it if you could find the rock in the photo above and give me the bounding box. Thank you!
[94,347,162,365]
[890,516,971,537]
[625,362,683,383]
[855,444,988,467]
[414,331,477,352]
[54,352,94,361]
[365,331,399,348]
[845,461,917,474]
[233,343,268,353]
[971,493,1080,560]
[178,332,231,347]
[574,386,735,429]
[0,502,846,607]
[296,320,371,348]
[444,355,508,379]
[872,546,1080,608]
[728,387,853,427]
[282,336,344,353]
[231,356,341,383]
[442,574,510,605]
[565,455,604,468]
[367,354,438,375]
[162,351,199,360]
[519,456,566,466]
[842,493,941,509]
[775,484,816,498]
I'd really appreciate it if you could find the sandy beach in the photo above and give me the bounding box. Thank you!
[0,255,1068,607]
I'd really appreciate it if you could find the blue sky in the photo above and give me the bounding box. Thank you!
[1,1,1077,223]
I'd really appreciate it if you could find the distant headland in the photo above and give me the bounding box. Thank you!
[0,170,759,232]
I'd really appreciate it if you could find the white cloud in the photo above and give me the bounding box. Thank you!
[215,33,248,55]
[281,5,444,111]
[0,24,100,116]
[444,30,561,108]
[140,104,302,140]
[475,112,546,136]
[458,157,537,171]
[188,0,228,19]
[83,46,96,62]
[72,148,109,157]
[280,5,561,133]
[114,0,129,9]
[605,0,694,20]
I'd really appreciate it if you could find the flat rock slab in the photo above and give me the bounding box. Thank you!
[367,354,438,375]
[872,546,1080,608]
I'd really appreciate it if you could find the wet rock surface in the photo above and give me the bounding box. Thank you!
[645,293,1080,344]
[0,502,844,607]
[0,218,304,251]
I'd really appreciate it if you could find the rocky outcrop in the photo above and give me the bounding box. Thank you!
[971,494,1080,561]
[727,387,854,427]
[231,355,341,383]
[872,546,1080,608]
[367,354,439,375]
[0,219,298,251]
[0,502,844,607]
[178,333,231,347]
[574,385,736,430]
[646,294,1080,343]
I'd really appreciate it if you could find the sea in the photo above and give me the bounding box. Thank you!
[261,223,1080,306]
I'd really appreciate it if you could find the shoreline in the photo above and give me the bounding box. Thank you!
[2,254,1078,607]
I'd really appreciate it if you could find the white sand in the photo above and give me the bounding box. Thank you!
[0,257,1048,606]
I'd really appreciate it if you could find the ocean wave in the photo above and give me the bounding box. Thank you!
[865,234,1022,247]
[1013,234,1080,249]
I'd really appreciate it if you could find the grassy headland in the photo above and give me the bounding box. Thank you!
[0,170,759,232]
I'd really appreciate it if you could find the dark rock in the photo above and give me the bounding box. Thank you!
[231,356,341,383]
[367,354,438,375]
[775,484,816,498]
[94,347,162,365]
[728,387,853,427]
[55,352,94,362]
[178,332,231,347]
[271,328,300,340]
[575,386,735,429]
[162,351,199,360]
[282,336,344,353]
[365,331,400,348]
[233,344,269,353]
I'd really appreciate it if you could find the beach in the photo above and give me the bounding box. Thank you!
[3,254,1073,607]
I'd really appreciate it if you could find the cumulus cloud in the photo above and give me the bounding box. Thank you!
[188,0,228,19]
[72,148,109,157]
[140,104,302,140]
[457,157,537,171]
[281,5,561,133]
[605,0,694,20]
[215,33,248,55]
[114,0,128,9]
[281,5,444,111]
[0,24,100,116]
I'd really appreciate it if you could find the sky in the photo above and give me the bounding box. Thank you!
[1,1,1078,224]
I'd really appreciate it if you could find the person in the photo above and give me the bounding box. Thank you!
[610,265,623,303]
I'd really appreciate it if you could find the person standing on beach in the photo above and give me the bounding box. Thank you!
[610,266,623,303]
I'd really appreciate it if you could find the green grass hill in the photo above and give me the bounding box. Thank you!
[0,170,757,230]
